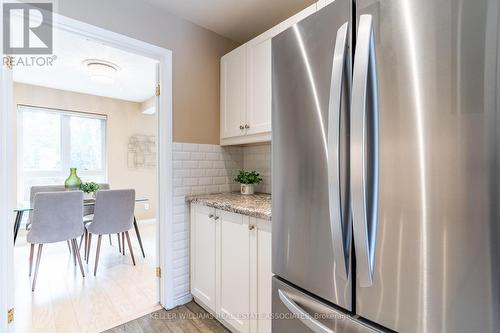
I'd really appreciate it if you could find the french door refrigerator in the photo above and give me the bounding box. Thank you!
[272,0,500,332]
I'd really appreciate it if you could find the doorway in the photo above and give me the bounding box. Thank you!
[0,8,173,333]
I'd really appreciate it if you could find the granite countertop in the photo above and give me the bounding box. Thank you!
[186,192,271,220]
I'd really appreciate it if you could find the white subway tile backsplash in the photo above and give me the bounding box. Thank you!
[205,152,220,161]
[182,143,199,152]
[182,161,198,169]
[190,152,205,160]
[198,161,213,169]
[198,177,213,185]
[173,152,190,160]
[172,142,272,304]
[243,143,272,194]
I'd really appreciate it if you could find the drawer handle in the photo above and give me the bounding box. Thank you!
[278,289,335,333]
[248,225,255,230]
[214,216,219,221]
[208,214,214,219]
[240,125,245,130]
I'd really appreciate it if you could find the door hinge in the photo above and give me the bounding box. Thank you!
[4,56,13,70]
[155,84,160,96]
[156,267,161,278]
[7,308,14,324]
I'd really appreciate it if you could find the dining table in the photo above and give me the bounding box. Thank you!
[12,198,148,258]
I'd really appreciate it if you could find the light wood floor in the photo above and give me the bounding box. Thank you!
[104,301,230,333]
[14,222,159,333]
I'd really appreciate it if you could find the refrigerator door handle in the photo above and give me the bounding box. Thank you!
[327,21,350,280]
[278,289,336,333]
[351,14,379,287]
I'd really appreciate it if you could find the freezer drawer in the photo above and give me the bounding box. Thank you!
[272,277,381,333]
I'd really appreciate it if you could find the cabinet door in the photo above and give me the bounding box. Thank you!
[221,45,246,140]
[278,3,316,33]
[246,27,277,136]
[217,210,250,333]
[190,205,217,310]
[256,219,272,333]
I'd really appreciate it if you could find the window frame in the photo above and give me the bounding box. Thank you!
[17,105,108,202]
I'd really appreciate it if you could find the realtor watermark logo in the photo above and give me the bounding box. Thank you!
[3,1,56,67]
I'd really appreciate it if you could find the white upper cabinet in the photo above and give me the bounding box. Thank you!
[278,3,317,33]
[220,2,320,146]
[246,27,278,137]
[221,45,246,140]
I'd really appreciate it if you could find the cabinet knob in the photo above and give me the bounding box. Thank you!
[239,125,244,130]
[214,216,220,221]
[248,225,255,230]
[245,124,250,129]
[208,214,214,219]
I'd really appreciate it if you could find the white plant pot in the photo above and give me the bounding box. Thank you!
[240,184,255,195]
[83,192,96,200]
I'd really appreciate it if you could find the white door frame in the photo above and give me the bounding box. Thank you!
[0,9,174,332]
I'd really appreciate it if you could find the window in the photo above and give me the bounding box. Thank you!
[18,105,107,202]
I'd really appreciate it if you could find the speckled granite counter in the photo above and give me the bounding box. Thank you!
[186,192,271,220]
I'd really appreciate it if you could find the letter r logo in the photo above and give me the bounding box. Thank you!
[3,2,53,54]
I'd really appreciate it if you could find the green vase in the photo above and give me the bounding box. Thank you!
[65,168,82,190]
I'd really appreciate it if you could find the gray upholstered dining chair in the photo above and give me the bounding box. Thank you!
[27,191,85,291]
[83,183,110,217]
[85,189,136,276]
[28,185,73,253]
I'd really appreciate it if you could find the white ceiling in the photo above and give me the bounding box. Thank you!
[13,28,158,103]
[141,0,316,43]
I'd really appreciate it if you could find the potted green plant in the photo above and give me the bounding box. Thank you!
[80,182,101,200]
[234,170,263,195]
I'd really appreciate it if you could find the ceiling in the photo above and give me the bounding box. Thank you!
[13,28,158,103]
[141,0,316,43]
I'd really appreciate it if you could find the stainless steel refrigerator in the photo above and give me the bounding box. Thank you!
[272,0,500,332]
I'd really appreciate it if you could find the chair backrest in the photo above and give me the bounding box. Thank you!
[87,189,135,235]
[27,191,84,244]
[29,185,66,222]
[83,183,110,216]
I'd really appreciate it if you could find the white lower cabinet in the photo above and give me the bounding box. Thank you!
[190,205,217,309]
[190,204,272,333]
[218,210,251,332]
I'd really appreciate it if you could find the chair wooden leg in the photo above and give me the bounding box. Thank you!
[71,239,85,278]
[133,217,146,258]
[28,243,34,277]
[78,234,84,250]
[84,230,88,261]
[32,244,43,292]
[125,231,136,266]
[86,233,92,264]
[67,240,72,254]
[94,235,102,276]
[108,234,112,246]
[122,233,126,255]
[72,243,77,267]
[117,233,121,253]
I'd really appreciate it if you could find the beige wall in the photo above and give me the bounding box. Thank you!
[56,0,240,145]
[13,83,156,220]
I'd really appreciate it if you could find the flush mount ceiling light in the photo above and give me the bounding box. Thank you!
[82,59,120,84]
